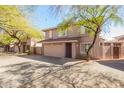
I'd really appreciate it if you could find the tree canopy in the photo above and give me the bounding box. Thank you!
[0,5,43,52]
[0,33,15,46]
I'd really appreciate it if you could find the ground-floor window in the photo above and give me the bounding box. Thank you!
[80,43,91,54]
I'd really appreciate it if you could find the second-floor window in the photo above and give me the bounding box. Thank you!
[48,31,52,38]
[80,26,85,34]
[58,30,67,37]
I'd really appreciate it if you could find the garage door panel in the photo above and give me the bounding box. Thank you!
[44,43,65,57]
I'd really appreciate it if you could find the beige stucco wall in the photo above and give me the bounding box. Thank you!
[35,47,42,55]
[118,39,124,58]
[72,43,76,58]
[103,44,112,59]
[44,26,84,39]
[45,30,53,39]
[67,27,81,37]
[92,37,103,59]
[52,30,58,39]
[79,34,103,59]
[43,42,77,58]
[120,43,124,58]
[34,42,42,55]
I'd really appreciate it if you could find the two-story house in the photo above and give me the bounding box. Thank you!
[41,26,104,59]
[41,26,124,60]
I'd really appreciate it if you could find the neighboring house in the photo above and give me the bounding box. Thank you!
[9,38,42,55]
[101,35,124,59]
[41,27,103,59]
[0,46,4,53]
[13,42,28,53]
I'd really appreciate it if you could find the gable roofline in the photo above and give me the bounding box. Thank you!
[114,35,124,40]
[42,27,57,32]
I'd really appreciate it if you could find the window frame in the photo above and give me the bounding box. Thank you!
[48,30,52,38]
[80,26,85,35]
[80,43,91,54]
[58,30,67,37]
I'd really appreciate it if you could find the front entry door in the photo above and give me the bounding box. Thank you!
[113,47,119,59]
[65,43,72,58]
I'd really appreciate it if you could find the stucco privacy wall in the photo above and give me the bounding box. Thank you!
[91,37,103,59]
[43,43,65,58]
[117,38,124,58]
[103,43,113,59]
[35,47,42,55]
[120,43,124,58]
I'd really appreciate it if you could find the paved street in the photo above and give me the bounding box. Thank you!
[98,60,124,71]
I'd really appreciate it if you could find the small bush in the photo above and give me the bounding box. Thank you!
[25,50,31,55]
[77,54,98,60]
[77,54,88,60]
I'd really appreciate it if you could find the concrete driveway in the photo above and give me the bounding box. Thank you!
[0,55,81,66]
[0,55,84,88]
[1,55,124,87]
[98,60,124,71]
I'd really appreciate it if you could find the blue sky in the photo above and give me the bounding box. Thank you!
[25,5,124,39]
[26,6,62,30]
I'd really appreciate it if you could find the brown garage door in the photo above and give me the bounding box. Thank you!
[113,47,119,59]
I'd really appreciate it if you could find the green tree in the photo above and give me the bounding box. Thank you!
[51,5,123,61]
[0,5,43,53]
[0,33,15,46]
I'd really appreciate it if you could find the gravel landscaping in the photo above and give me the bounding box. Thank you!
[0,55,124,88]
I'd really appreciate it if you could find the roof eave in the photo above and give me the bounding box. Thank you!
[42,27,57,32]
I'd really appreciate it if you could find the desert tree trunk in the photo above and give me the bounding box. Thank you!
[86,27,100,62]
[17,44,21,53]
[16,39,22,54]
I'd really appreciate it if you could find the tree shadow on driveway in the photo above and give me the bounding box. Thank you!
[0,61,83,88]
[0,61,124,88]
[0,62,64,88]
[16,55,81,65]
[97,60,124,71]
